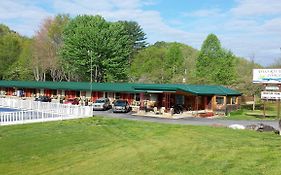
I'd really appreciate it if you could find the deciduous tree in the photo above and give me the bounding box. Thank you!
[61,15,132,82]
[4,38,33,80]
[33,14,70,81]
[0,25,22,79]
[195,34,236,85]
[130,42,197,83]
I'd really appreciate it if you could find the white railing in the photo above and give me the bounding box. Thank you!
[0,98,93,126]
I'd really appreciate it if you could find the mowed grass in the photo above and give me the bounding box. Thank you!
[227,103,281,120]
[1,117,281,175]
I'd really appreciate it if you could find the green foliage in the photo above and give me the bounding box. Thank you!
[234,57,262,95]
[0,25,22,79]
[61,15,133,82]
[195,34,236,85]
[48,14,70,47]
[119,21,147,51]
[130,42,198,83]
[4,38,33,80]
[0,24,11,35]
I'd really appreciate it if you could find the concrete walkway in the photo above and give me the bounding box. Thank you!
[93,110,280,129]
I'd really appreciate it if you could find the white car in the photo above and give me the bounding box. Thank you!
[93,98,111,110]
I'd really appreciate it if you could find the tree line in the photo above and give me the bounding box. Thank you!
[0,14,272,95]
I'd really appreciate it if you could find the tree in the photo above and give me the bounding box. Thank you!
[234,57,262,96]
[118,21,147,64]
[4,38,33,80]
[61,15,132,82]
[130,44,167,83]
[33,14,70,81]
[0,25,22,79]
[119,21,147,51]
[0,24,11,35]
[130,42,198,83]
[195,34,236,85]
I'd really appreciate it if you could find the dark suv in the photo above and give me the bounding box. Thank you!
[113,100,130,113]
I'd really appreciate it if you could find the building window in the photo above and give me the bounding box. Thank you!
[216,96,224,105]
[81,91,86,96]
[227,97,231,104]
[135,93,140,101]
[52,90,57,96]
[231,97,237,104]
[175,95,184,105]
[115,93,120,99]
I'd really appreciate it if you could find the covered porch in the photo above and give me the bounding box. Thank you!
[134,90,240,117]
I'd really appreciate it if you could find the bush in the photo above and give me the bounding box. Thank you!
[240,104,263,110]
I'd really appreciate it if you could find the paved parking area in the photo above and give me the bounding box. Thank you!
[93,110,280,129]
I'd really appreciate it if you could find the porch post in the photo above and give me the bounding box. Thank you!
[204,96,208,109]
[196,95,199,117]
[140,92,145,109]
[212,96,216,111]
[224,96,227,115]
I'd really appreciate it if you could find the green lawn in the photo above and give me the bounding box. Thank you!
[226,109,277,120]
[1,117,281,175]
[226,102,281,120]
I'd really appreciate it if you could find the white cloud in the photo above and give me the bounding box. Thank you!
[183,8,223,17]
[0,0,280,65]
[0,0,52,36]
[0,1,52,20]
[52,0,198,45]
[261,17,281,34]
[231,0,281,16]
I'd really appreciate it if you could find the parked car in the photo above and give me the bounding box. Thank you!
[93,98,111,110]
[63,98,80,105]
[35,96,51,102]
[112,99,130,113]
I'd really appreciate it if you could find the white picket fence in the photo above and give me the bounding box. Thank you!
[0,98,93,126]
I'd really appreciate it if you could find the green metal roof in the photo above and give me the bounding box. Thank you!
[134,84,241,96]
[0,80,241,96]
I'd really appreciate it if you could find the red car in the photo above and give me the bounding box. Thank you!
[63,98,80,105]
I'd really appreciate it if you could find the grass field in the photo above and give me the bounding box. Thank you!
[227,102,281,120]
[1,116,281,175]
[227,109,277,120]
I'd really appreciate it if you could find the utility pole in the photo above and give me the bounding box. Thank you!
[87,50,93,100]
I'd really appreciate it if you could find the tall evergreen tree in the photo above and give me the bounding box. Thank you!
[118,21,147,51]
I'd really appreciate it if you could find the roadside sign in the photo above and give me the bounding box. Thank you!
[261,91,281,100]
[253,69,281,84]
[265,86,280,91]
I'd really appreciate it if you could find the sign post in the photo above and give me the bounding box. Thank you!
[276,89,280,120]
[253,69,281,120]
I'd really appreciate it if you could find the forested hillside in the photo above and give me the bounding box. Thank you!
[130,42,198,84]
[0,14,266,95]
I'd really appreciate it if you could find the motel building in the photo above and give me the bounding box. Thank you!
[0,81,241,116]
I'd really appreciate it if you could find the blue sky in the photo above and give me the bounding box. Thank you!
[0,0,281,66]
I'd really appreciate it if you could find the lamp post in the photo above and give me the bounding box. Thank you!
[87,50,93,99]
